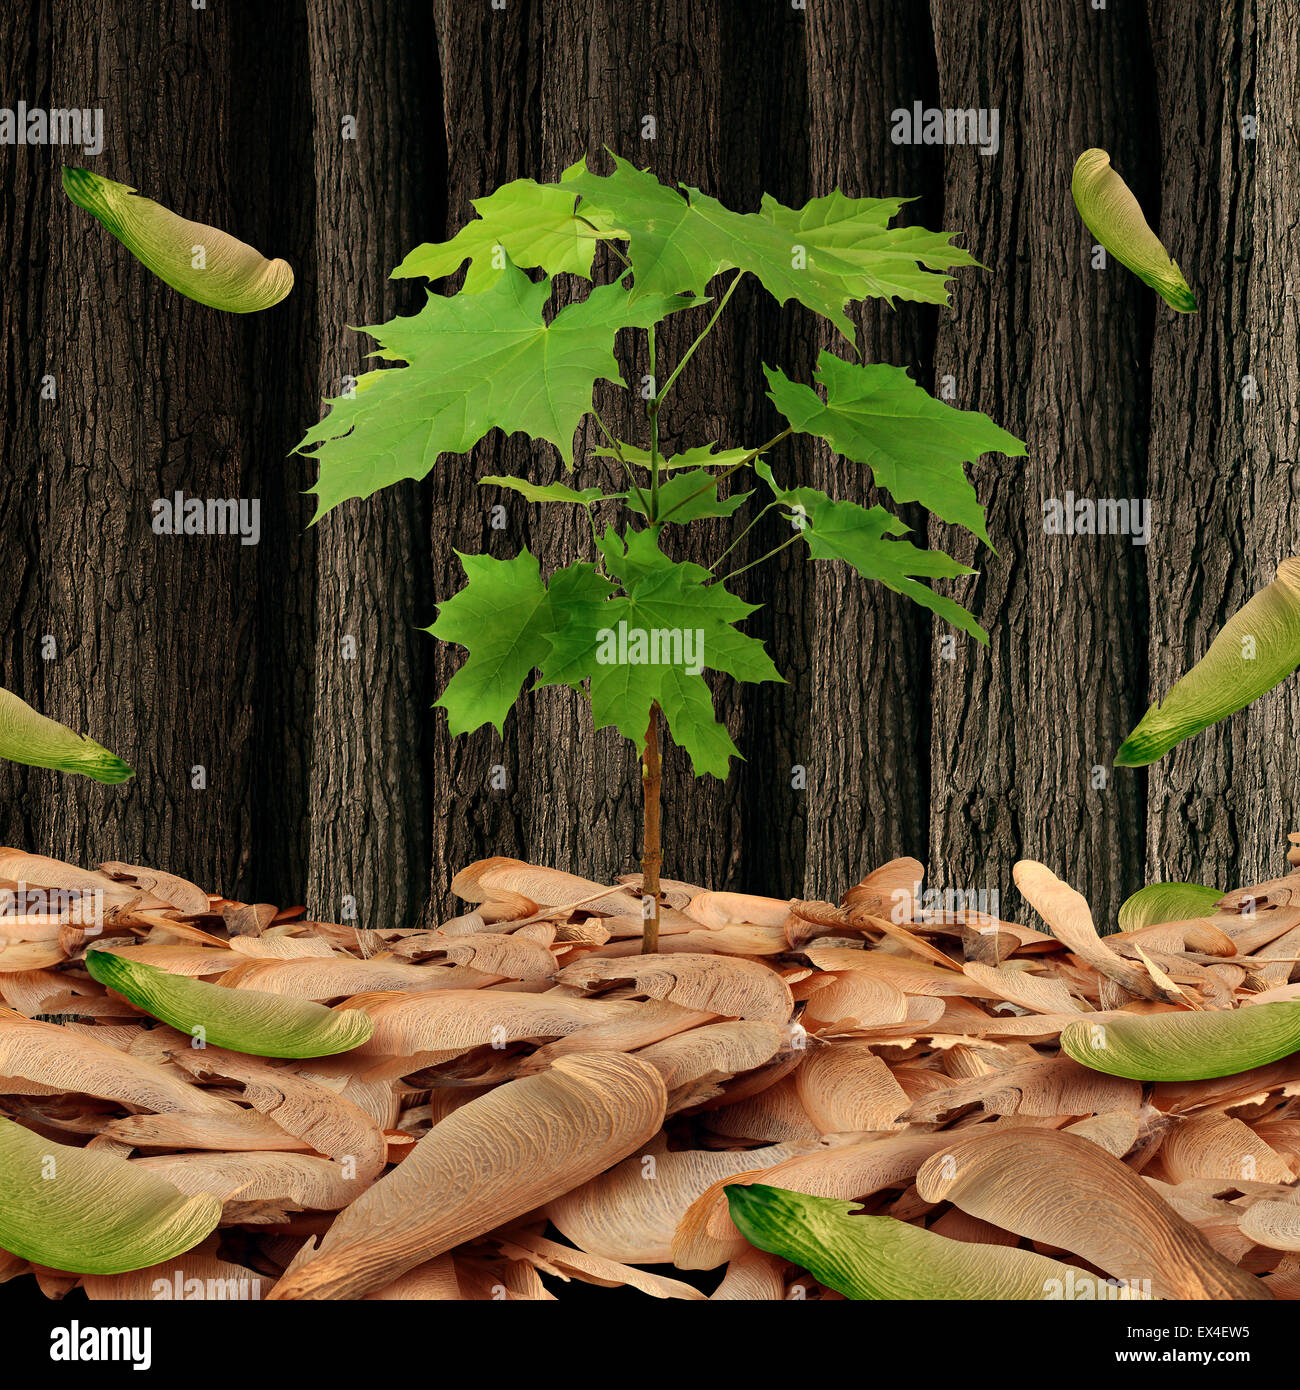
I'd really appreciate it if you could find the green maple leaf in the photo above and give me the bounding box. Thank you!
[391,165,623,291]
[765,352,1026,545]
[624,470,752,523]
[592,441,759,472]
[540,534,782,777]
[568,155,975,339]
[479,476,615,506]
[567,155,863,339]
[756,461,986,644]
[758,190,979,305]
[478,470,747,523]
[431,550,614,735]
[593,525,671,586]
[294,257,702,516]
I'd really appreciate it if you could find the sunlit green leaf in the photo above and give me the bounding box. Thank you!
[479,476,615,507]
[295,256,702,516]
[623,470,751,523]
[539,532,781,777]
[758,189,978,305]
[568,154,975,339]
[593,441,760,472]
[765,352,1025,544]
[756,461,985,642]
[431,551,613,735]
[391,168,623,290]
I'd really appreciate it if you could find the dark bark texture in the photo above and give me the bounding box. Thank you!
[0,0,1294,932]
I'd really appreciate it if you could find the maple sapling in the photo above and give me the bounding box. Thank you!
[295,154,1025,951]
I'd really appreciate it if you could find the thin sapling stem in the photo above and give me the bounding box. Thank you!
[656,269,745,406]
[640,702,663,954]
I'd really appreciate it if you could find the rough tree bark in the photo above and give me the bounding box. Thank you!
[37,0,258,892]
[926,0,1033,919]
[1240,0,1300,884]
[0,2,51,848]
[234,0,320,906]
[803,0,942,900]
[427,0,543,919]
[304,1,438,932]
[1015,0,1154,929]
[1142,0,1255,891]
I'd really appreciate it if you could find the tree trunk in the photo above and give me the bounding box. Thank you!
[0,2,51,848]
[233,0,320,907]
[38,0,257,893]
[926,0,1033,922]
[1014,0,1154,930]
[1142,0,1256,891]
[803,0,942,900]
[1240,0,1300,883]
[427,0,543,919]
[304,1,438,931]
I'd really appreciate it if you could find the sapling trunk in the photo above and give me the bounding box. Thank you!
[640,702,663,954]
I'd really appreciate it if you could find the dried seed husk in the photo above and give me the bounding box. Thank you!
[916,1128,1267,1300]
[1013,860,1165,999]
[549,1133,818,1265]
[269,1053,667,1300]
[0,1008,237,1113]
[555,952,793,1024]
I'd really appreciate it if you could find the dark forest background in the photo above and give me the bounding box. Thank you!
[0,0,1295,933]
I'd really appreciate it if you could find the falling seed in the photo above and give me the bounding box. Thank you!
[0,684,132,783]
[62,168,293,313]
[1072,148,1196,313]
[1117,557,1300,766]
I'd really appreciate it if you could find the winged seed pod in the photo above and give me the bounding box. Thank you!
[83,949,373,1058]
[0,1116,221,1275]
[726,1184,1087,1300]
[915,1129,1266,1300]
[1117,558,1300,766]
[11,846,1300,1301]
[62,168,293,313]
[1071,148,1196,312]
[269,1053,667,1299]
[1061,1001,1300,1082]
[0,685,132,783]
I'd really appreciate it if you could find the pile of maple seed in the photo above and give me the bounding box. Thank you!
[4,843,1300,1301]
